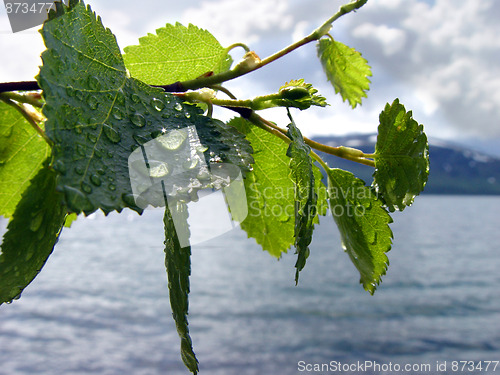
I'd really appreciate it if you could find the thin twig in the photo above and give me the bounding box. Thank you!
[0,96,53,146]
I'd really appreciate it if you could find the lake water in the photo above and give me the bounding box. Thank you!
[1,196,500,374]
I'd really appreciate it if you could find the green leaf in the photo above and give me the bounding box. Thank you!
[372,99,429,212]
[0,164,67,304]
[0,101,50,219]
[230,117,327,258]
[327,168,393,294]
[231,118,294,257]
[164,202,198,375]
[37,1,252,215]
[317,38,371,108]
[285,111,317,284]
[123,23,232,85]
[277,79,328,110]
[63,212,78,228]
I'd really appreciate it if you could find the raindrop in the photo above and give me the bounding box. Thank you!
[196,145,209,153]
[81,181,93,194]
[65,186,93,211]
[149,161,170,178]
[157,129,187,150]
[75,90,84,101]
[65,86,75,97]
[103,124,121,143]
[87,133,98,143]
[87,95,99,110]
[151,98,165,111]
[278,214,290,223]
[29,212,44,232]
[133,134,149,145]
[184,112,191,119]
[108,183,116,191]
[182,158,199,170]
[116,91,126,106]
[90,174,102,186]
[52,160,67,175]
[87,76,101,91]
[130,113,146,127]
[112,107,124,120]
[197,169,211,181]
[76,144,86,156]
[362,200,372,209]
[130,93,141,103]
[174,103,183,112]
[74,166,85,175]
[25,248,34,261]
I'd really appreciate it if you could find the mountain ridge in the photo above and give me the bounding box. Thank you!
[312,134,500,195]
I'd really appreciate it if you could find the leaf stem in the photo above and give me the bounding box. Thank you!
[305,139,375,167]
[313,0,368,38]
[0,95,53,147]
[245,111,375,167]
[247,112,292,145]
[225,42,251,53]
[0,91,43,108]
[178,0,367,91]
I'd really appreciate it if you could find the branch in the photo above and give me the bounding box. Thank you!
[0,81,40,93]
[0,80,187,94]
[0,95,53,146]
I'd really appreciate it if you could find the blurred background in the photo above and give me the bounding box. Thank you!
[1,1,499,374]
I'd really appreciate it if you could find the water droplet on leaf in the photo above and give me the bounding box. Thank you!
[81,181,93,194]
[87,95,99,110]
[74,166,85,175]
[90,174,102,186]
[65,186,93,212]
[182,158,199,170]
[112,108,124,120]
[87,76,101,91]
[87,133,98,143]
[151,98,165,111]
[75,90,84,101]
[130,113,146,127]
[52,160,67,175]
[66,86,75,97]
[29,212,44,232]
[76,144,86,156]
[103,124,121,143]
[149,161,170,178]
[174,103,183,112]
[157,129,187,150]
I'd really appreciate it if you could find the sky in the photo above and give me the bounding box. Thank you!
[1,0,499,155]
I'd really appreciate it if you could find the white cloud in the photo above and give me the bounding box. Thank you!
[346,0,500,139]
[181,0,293,45]
[352,23,406,56]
